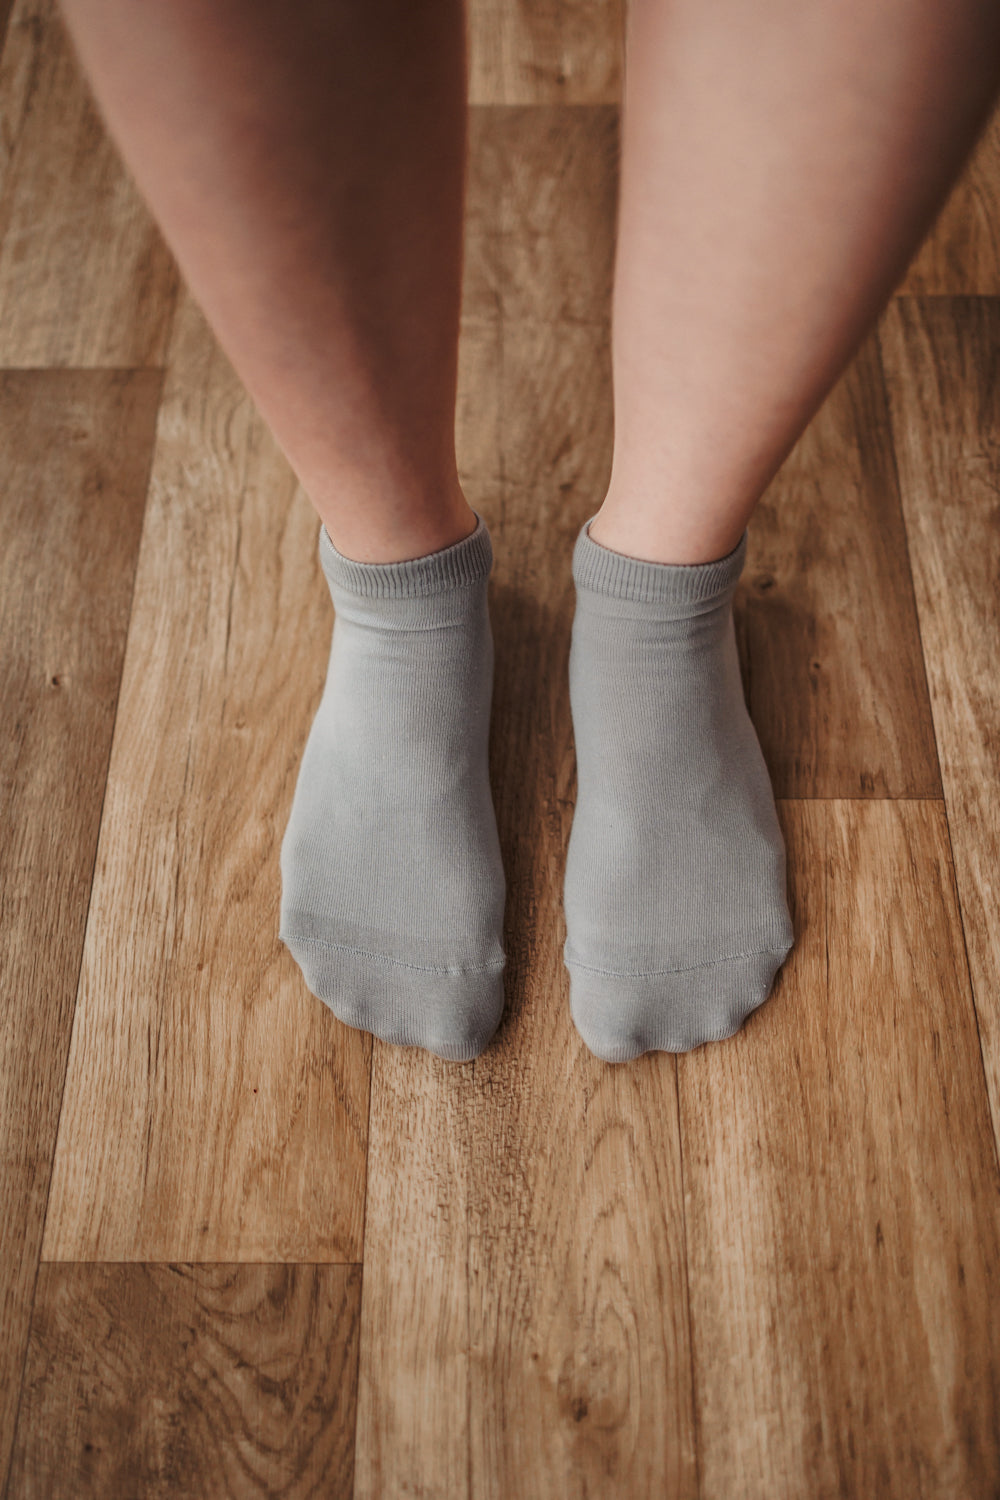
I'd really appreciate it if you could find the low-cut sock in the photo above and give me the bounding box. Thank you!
[563,516,794,1061]
[280,510,506,1062]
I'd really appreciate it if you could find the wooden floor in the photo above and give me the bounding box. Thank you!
[2,2,999,1495]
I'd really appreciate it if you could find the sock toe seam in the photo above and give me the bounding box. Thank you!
[282,931,506,976]
[563,942,793,979]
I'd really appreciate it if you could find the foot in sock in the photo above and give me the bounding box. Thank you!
[280,510,506,1062]
[562,516,794,1061]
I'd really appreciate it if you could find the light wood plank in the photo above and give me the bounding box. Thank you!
[7,1263,361,1499]
[470,309,694,1500]
[879,294,1000,1154]
[468,0,622,106]
[356,548,697,1497]
[0,0,177,366]
[0,370,158,1496]
[680,798,1000,1499]
[41,290,369,1263]
[357,146,696,1490]
[899,106,1000,295]
[737,331,941,797]
[354,1054,475,1499]
[466,1016,696,1496]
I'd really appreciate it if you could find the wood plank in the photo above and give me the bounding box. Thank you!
[879,295,1000,1154]
[680,798,1000,1499]
[736,331,942,798]
[7,1263,361,1499]
[463,105,618,327]
[0,370,158,1496]
[357,120,696,1489]
[356,532,697,1494]
[467,0,622,106]
[465,1010,696,1495]
[351,259,499,1500]
[0,0,15,58]
[41,290,369,1263]
[898,106,1000,295]
[0,0,177,367]
[470,309,694,1500]
[354,1054,474,1499]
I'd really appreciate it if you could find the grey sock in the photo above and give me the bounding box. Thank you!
[280,511,506,1062]
[563,518,794,1061]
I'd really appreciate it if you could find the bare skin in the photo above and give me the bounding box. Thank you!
[58,0,1000,565]
[58,0,476,563]
[592,0,1000,562]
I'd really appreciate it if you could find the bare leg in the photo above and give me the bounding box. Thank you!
[58,0,474,563]
[60,0,508,1060]
[592,0,1000,564]
[563,0,1000,1060]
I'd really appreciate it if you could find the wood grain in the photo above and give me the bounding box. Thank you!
[6,1263,361,1499]
[355,503,698,1496]
[3,5,1000,1494]
[680,798,1000,1500]
[464,105,618,327]
[357,117,696,1493]
[470,299,695,1497]
[40,291,369,1263]
[0,370,159,1496]
[354,1053,475,1499]
[0,0,177,367]
[736,331,941,798]
[899,106,1000,295]
[879,295,1000,1155]
[467,0,622,106]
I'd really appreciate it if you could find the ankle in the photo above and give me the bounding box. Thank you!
[312,480,478,565]
[589,492,749,567]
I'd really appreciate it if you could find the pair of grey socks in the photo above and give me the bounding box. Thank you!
[280,510,793,1062]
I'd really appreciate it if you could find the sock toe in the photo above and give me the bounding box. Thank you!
[566,940,793,1062]
[282,932,505,1062]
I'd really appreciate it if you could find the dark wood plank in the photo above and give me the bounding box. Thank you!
[0,0,16,58]
[0,370,159,1495]
[680,798,1000,1499]
[41,292,369,1263]
[736,331,942,797]
[7,1263,361,1499]
[880,294,1000,1155]
[0,0,178,366]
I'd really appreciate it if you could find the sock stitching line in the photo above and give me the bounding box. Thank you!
[562,943,792,979]
[282,932,506,976]
[328,577,489,602]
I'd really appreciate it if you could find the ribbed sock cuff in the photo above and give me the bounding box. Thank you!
[319,511,493,599]
[572,516,748,607]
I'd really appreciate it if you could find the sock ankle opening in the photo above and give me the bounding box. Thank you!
[573,518,748,607]
[319,510,493,599]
